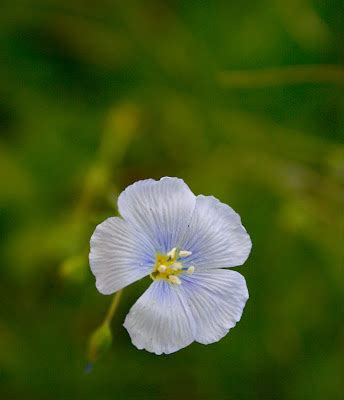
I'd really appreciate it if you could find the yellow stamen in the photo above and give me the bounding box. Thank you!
[171,262,182,271]
[168,275,181,285]
[150,247,193,285]
[179,250,192,258]
[158,265,167,273]
[187,266,195,274]
[166,247,177,259]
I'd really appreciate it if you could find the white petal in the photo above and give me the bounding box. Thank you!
[180,195,252,269]
[117,177,196,254]
[123,280,195,354]
[180,269,248,344]
[89,217,154,294]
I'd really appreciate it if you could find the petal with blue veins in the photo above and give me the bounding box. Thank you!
[180,269,249,345]
[89,217,154,294]
[117,177,196,253]
[124,279,195,355]
[124,269,248,354]
[180,195,252,270]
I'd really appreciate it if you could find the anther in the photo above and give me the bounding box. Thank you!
[171,262,182,271]
[187,266,195,274]
[158,265,167,273]
[166,247,177,259]
[169,275,181,285]
[179,250,192,258]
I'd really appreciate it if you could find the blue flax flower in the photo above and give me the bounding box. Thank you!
[89,177,252,354]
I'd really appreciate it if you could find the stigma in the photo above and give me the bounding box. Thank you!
[150,247,195,285]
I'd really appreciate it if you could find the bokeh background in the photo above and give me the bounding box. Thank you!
[1,1,343,399]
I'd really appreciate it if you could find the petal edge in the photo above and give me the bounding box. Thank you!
[89,217,153,294]
[117,177,197,253]
[180,195,252,270]
[124,279,195,354]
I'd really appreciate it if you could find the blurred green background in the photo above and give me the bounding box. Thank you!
[0,1,343,399]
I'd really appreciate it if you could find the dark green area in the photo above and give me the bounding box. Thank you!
[0,1,343,399]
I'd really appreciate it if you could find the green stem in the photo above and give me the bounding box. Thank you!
[104,290,123,325]
[217,64,344,88]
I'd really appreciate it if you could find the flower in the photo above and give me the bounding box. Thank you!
[89,177,252,355]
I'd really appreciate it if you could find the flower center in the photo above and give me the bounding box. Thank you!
[150,247,195,285]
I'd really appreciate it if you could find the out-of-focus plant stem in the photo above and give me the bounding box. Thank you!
[58,103,140,282]
[86,290,124,368]
[104,290,123,325]
[217,64,344,88]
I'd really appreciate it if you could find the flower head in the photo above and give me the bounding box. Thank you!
[89,177,252,355]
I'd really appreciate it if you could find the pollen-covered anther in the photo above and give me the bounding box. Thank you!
[168,275,181,285]
[171,262,182,271]
[179,250,192,258]
[187,266,195,274]
[151,247,194,284]
[166,247,177,259]
[158,265,167,273]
